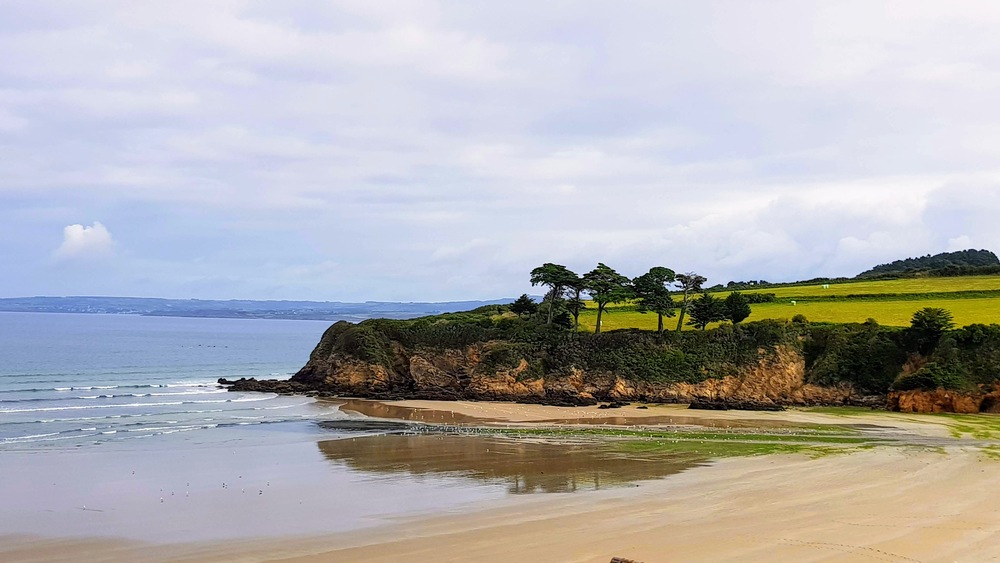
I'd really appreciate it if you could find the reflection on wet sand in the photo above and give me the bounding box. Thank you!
[332,398,793,430]
[333,399,499,424]
[534,415,793,429]
[318,434,704,494]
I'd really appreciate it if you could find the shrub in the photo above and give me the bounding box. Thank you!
[892,360,968,391]
[805,323,907,394]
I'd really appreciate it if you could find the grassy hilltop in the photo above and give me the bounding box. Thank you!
[578,275,1000,332]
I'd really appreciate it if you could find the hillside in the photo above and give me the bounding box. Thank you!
[858,249,999,278]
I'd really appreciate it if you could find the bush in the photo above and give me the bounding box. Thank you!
[805,323,907,394]
[892,360,968,391]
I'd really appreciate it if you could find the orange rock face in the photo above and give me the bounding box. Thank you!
[294,337,863,406]
[887,389,983,413]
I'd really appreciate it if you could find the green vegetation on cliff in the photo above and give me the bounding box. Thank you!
[297,300,1000,402]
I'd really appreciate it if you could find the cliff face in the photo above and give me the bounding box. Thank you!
[289,336,856,407]
[218,316,1000,414]
[887,388,1000,414]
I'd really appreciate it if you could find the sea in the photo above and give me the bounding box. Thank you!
[0,311,337,450]
[0,311,687,545]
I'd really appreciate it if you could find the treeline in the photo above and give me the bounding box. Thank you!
[517,263,758,334]
[707,249,1000,291]
[858,249,999,278]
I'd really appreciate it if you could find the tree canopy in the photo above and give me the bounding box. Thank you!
[673,272,707,332]
[908,307,955,354]
[724,291,752,324]
[633,266,676,334]
[529,263,578,325]
[686,292,728,330]
[583,263,633,334]
[509,294,538,319]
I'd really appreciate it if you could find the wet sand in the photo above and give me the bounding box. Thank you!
[358,398,955,437]
[6,400,1000,562]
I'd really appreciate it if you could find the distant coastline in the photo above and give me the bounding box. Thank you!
[0,296,521,321]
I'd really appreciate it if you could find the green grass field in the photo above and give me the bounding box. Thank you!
[739,275,1000,299]
[575,275,1000,332]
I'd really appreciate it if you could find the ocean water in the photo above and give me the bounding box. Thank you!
[0,312,696,544]
[0,312,337,450]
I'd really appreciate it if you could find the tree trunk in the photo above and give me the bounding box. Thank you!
[657,313,664,334]
[572,288,581,331]
[595,303,604,334]
[546,285,557,325]
[675,288,690,332]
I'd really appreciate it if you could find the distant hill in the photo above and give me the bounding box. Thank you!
[0,296,521,322]
[857,249,1000,279]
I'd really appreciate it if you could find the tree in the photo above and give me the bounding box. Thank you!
[686,292,728,330]
[633,266,677,334]
[530,263,578,325]
[724,291,751,324]
[583,263,633,334]
[674,272,707,331]
[564,276,587,331]
[908,307,955,354]
[509,294,538,319]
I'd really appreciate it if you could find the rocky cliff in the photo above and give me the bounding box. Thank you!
[221,316,1000,413]
[887,388,1000,414]
[227,320,863,407]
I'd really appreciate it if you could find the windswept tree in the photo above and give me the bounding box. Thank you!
[583,263,633,334]
[633,266,677,334]
[530,263,578,325]
[564,276,587,331]
[686,292,728,330]
[724,291,752,324]
[674,272,707,331]
[509,294,538,319]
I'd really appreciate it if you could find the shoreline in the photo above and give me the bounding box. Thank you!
[6,400,1000,562]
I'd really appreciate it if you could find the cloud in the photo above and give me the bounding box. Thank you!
[54,222,116,261]
[5,2,1000,300]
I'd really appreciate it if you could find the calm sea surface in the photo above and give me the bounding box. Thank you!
[0,312,337,450]
[0,312,692,544]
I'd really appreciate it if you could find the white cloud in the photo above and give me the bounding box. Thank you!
[5,2,1000,300]
[54,222,116,261]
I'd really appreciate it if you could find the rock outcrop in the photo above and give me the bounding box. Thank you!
[887,387,1000,414]
[217,316,1000,414]
[225,334,867,409]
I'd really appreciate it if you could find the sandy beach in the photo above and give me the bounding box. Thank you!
[5,400,1000,562]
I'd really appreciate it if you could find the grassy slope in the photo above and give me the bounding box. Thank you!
[577,275,1000,332]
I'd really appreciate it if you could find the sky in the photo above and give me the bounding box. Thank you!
[4,1,1000,301]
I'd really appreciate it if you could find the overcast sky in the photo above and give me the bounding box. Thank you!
[3,1,1000,301]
